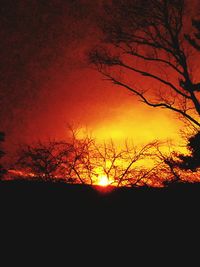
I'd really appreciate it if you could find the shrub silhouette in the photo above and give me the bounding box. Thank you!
[177,132,200,171]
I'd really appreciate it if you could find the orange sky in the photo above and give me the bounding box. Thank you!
[1,0,197,165]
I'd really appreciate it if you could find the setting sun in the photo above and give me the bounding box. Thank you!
[98,175,109,186]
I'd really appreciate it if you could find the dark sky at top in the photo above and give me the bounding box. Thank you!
[0,1,111,151]
[1,0,198,163]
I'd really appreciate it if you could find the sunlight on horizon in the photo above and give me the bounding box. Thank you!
[98,175,110,186]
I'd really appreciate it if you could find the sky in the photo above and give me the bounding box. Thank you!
[1,0,195,164]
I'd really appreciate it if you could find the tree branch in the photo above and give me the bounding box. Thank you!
[126,48,184,76]
[104,74,200,127]
[117,60,191,99]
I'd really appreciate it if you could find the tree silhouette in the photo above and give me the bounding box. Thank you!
[0,132,6,180]
[64,135,95,185]
[93,139,159,187]
[17,141,74,181]
[89,0,200,128]
[185,19,200,52]
[170,131,200,171]
[16,130,96,184]
[16,131,171,186]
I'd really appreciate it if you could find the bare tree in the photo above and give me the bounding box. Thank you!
[16,127,96,184]
[61,125,96,184]
[16,124,199,186]
[151,141,182,185]
[89,0,200,128]
[16,132,165,186]
[92,139,160,187]
[17,140,73,181]
[64,135,95,185]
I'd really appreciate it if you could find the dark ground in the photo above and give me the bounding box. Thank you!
[1,180,199,264]
[1,179,200,210]
[1,179,200,224]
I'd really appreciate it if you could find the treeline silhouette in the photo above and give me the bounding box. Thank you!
[4,126,198,187]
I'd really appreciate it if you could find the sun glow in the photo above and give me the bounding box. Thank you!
[98,175,110,186]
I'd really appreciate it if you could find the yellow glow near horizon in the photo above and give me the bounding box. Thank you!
[74,102,186,150]
[91,102,185,146]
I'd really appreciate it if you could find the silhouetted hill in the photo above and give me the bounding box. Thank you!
[1,179,199,264]
[1,179,200,217]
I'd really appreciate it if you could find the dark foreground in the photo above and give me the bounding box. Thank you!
[1,180,199,264]
[1,179,200,218]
